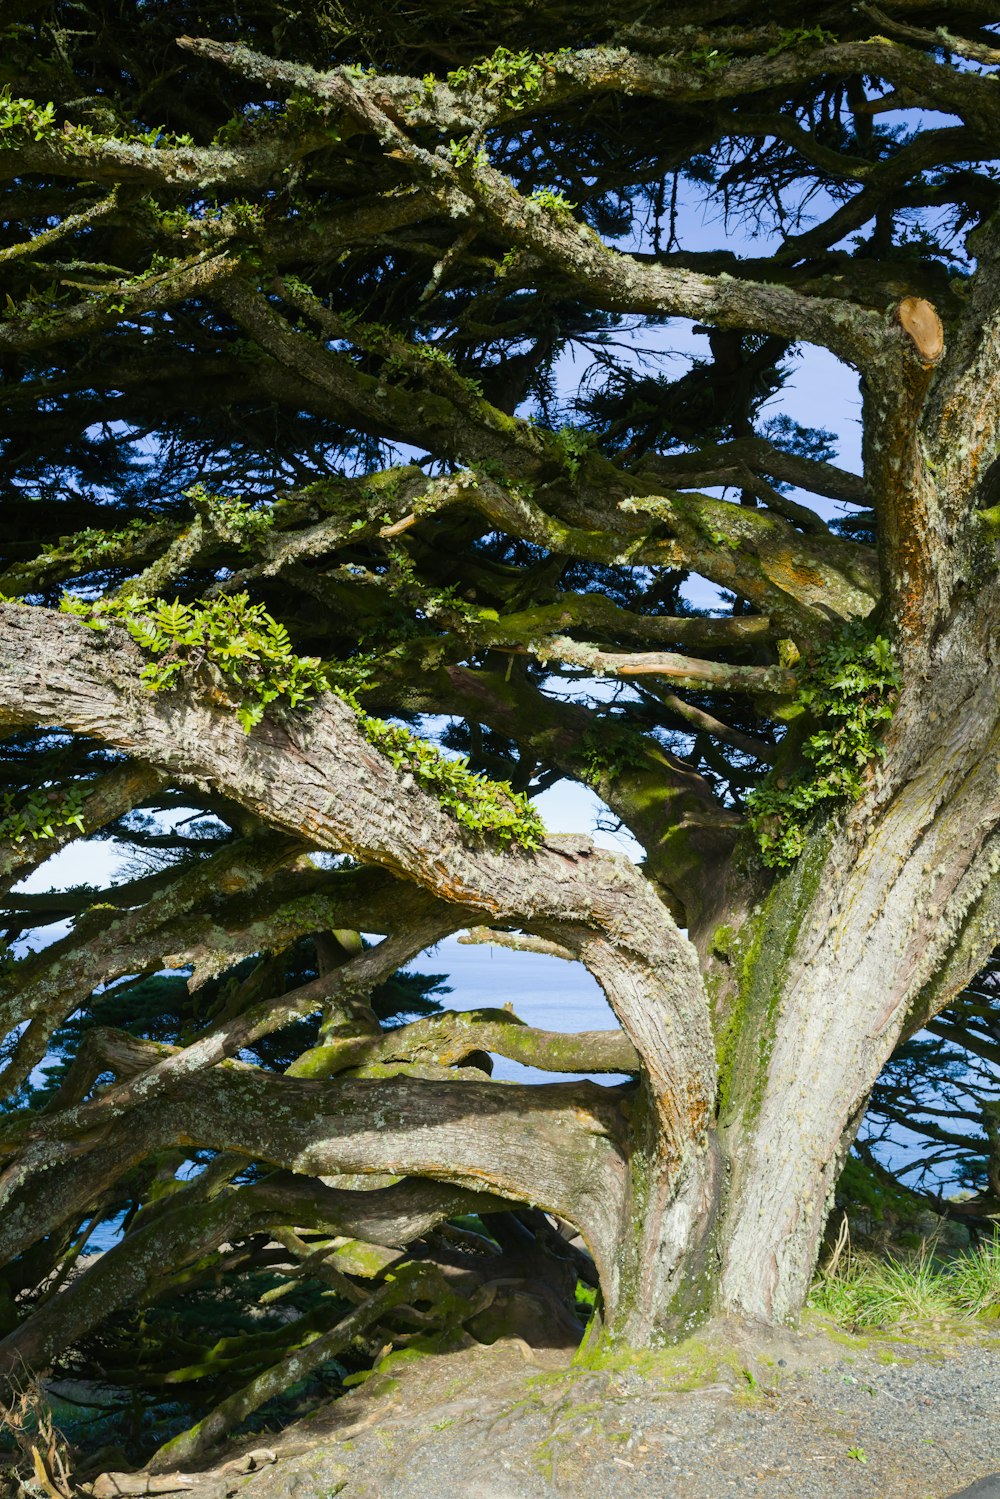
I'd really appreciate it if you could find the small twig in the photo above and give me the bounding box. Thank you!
[824,1210,851,1280]
[379,512,419,537]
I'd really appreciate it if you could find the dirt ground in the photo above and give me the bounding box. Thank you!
[82,1318,1000,1499]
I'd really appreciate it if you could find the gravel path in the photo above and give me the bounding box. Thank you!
[87,1321,1000,1499]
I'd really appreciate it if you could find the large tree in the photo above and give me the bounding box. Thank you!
[1,0,999,1469]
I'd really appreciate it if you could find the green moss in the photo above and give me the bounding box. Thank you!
[329,1242,401,1278]
[566,1330,758,1392]
[716,822,833,1124]
[710,924,735,959]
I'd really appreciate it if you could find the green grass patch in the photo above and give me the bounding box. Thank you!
[809,1233,1000,1330]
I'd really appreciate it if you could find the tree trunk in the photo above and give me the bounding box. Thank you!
[584,586,1000,1339]
[713,595,1000,1325]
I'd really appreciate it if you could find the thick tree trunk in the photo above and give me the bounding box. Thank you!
[576,580,1000,1341]
[711,594,1000,1324]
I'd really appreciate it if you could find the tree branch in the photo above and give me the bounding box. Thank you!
[0,603,715,1160]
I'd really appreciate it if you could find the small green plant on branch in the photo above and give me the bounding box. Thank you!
[747,626,900,867]
[580,719,650,787]
[60,592,328,732]
[40,518,160,569]
[348,702,545,850]
[447,136,489,169]
[0,90,57,144]
[0,784,90,843]
[550,423,595,477]
[529,187,577,218]
[184,483,274,551]
[444,46,570,110]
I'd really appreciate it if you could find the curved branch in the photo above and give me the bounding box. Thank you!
[0,1064,631,1294]
[0,1171,501,1385]
[290,1006,640,1078]
[0,603,715,1160]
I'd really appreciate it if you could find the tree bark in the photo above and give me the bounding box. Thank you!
[715,588,1000,1321]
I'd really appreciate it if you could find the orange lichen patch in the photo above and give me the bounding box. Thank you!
[761,554,827,603]
[781,558,826,589]
[898,297,945,365]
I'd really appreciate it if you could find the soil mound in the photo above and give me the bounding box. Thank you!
[82,1321,1000,1499]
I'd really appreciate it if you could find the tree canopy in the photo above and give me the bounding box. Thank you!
[1,0,1000,1482]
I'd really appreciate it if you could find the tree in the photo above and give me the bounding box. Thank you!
[859,955,1000,1227]
[1,0,1000,1469]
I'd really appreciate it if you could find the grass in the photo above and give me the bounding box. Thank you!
[809,1231,1000,1330]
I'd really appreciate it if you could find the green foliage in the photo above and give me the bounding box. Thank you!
[416,342,480,389]
[529,187,576,218]
[766,26,837,57]
[836,1154,925,1227]
[59,592,327,733]
[580,720,649,787]
[349,704,545,850]
[683,47,734,73]
[56,590,542,842]
[282,89,341,141]
[0,90,56,144]
[0,783,89,842]
[445,46,570,110]
[383,341,484,398]
[127,123,196,149]
[40,518,158,568]
[184,484,274,551]
[747,627,900,867]
[810,1234,1000,1328]
[550,423,595,477]
[681,25,834,73]
[447,137,489,169]
[0,89,196,153]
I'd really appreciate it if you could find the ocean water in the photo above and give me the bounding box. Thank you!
[415,934,626,1084]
